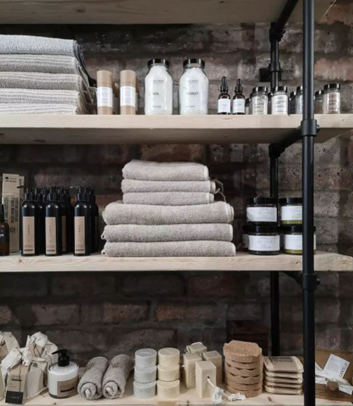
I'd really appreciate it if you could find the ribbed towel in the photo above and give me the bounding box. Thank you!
[123,160,209,181]
[103,201,234,225]
[102,355,133,399]
[123,192,214,205]
[0,104,79,114]
[103,241,236,257]
[121,179,217,194]
[78,357,109,400]
[103,224,233,242]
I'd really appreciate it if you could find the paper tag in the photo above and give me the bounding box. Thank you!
[0,341,8,361]
[324,354,350,380]
[5,364,29,405]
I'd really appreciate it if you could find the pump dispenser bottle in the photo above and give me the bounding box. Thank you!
[218,77,231,115]
[58,188,68,254]
[21,188,39,256]
[34,187,45,254]
[0,204,9,256]
[45,187,62,256]
[74,187,91,256]
[48,349,79,399]
[232,79,245,115]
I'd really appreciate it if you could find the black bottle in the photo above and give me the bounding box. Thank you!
[21,188,40,256]
[45,187,62,256]
[58,188,68,254]
[88,188,99,253]
[218,77,231,115]
[0,204,9,256]
[232,78,245,115]
[74,187,91,256]
[34,187,45,254]
[65,189,74,253]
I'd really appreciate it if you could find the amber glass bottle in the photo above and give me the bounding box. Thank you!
[0,204,10,256]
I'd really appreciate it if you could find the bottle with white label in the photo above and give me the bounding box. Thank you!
[271,86,288,115]
[248,225,280,255]
[280,197,302,225]
[246,197,277,224]
[74,187,91,256]
[120,70,137,115]
[21,188,40,256]
[48,350,79,399]
[45,188,62,256]
[251,86,268,115]
[97,70,113,115]
[323,83,341,114]
[232,79,245,115]
[217,77,231,115]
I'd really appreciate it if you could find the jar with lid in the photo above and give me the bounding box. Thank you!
[248,225,280,256]
[282,225,316,255]
[315,90,324,114]
[246,197,277,224]
[323,83,341,114]
[145,59,173,115]
[271,86,288,115]
[280,198,302,225]
[289,91,296,114]
[179,59,209,115]
[295,86,303,114]
[251,87,268,115]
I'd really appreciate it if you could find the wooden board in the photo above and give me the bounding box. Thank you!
[0,251,351,273]
[0,114,352,145]
[0,0,335,24]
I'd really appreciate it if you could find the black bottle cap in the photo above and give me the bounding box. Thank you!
[47,187,58,202]
[52,349,70,367]
[281,225,316,234]
[148,59,169,68]
[252,86,268,94]
[279,197,302,205]
[235,78,243,94]
[271,86,288,93]
[76,186,88,202]
[183,58,205,68]
[247,224,279,234]
[296,86,303,93]
[24,188,34,201]
[0,204,5,222]
[247,197,276,205]
[220,76,228,93]
[315,90,324,97]
[324,83,340,91]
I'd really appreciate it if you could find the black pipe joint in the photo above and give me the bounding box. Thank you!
[301,119,319,137]
[302,273,319,291]
[270,23,285,42]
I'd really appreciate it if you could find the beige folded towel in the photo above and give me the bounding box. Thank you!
[78,357,109,400]
[103,201,234,225]
[123,192,214,205]
[0,104,80,114]
[102,355,133,399]
[102,224,233,242]
[103,241,236,257]
[121,179,217,193]
[123,160,209,181]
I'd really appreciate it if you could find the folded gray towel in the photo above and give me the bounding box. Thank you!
[78,357,109,400]
[0,104,79,114]
[123,192,214,206]
[102,355,133,399]
[123,160,209,181]
[121,179,217,194]
[103,201,234,225]
[103,241,236,257]
[102,224,233,242]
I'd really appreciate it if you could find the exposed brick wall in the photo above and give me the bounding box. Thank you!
[0,1,352,363]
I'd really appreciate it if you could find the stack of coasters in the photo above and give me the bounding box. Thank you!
[264,356,303,395]
[223,340,263,398]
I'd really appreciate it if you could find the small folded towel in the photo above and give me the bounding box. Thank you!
[123,160,209,181]
[102,355,133,399]
[123,192,214,205]
[0,104,80,114]
[102,224,233,242]
[78,357,109,400]
[103,241,236,257]
[103,201,234,225]
[121,179,217,194]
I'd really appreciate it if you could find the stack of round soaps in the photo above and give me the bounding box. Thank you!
[157,348,181,399]
[224,341,263,398]
[133,349,158,399]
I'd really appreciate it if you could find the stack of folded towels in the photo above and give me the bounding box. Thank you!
[102,160,236,257]
[0,35,95,114]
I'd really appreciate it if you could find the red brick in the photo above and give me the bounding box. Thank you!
[0,275,47,298]
[139,144,205,162]
[315,57,353,82]
[122,274,184,297]
[155,304,217,322]
[188,274,249,298]
[0,305,12,325]
[227,302,262,321]
[32,304,79,326]
[103,303,149,323]
[51,275,116,297]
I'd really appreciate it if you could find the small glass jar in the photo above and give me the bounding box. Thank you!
[282,225,316,255]
[248,225,280,256]
[242,225,249,251]
[246,197,277,224]
[295,86,303,114]
[251,87,268,115]
[271,86,288,115]
[323,83,341,114]
[245,98,250,115]
[280,197,302,225]
[315,90,324,114]
[289,91,296,115]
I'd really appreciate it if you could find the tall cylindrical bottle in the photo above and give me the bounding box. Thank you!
[120,70,137,115]
[74,187,91,256]
[21,188,40,256]
[34,187,45,255]
[45,188,62,256]
[58,188,68,254]
[97,70,113,115]
[65,189,74,253]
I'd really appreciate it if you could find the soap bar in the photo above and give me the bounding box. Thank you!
[203,351,223,384]
[186,342,207,354]
[135,348,157,368]
[133,381,156,399]
[158,364,180,382]
[157,380,180,399]
[183,353,202,389]
[158,348,180,367]
[134,366,157,383]
[195,361,216,399]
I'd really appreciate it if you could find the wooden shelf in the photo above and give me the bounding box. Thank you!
[0,251,351,273]
[0,114,352,145]
[0,0,335,25]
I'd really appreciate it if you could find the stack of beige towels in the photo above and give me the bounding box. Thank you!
[102,160,236,257]
[0,35,95,114]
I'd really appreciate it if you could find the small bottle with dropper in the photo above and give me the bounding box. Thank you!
[232,79,245,115]
[217,77,231,115]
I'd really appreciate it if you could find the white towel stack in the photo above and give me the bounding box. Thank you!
[102,160,236,257]
[0,35,96,114]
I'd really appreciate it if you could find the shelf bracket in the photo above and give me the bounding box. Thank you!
[282,271,320,288]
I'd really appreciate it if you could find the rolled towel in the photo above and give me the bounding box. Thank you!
[123,192,214,205]
[103,201,234,225]
[102,224,233,242]
[103,241,236,257]
[121,179,217,193]
[123,160,209,181]
[102,355,133,399]
[78,356,109,400]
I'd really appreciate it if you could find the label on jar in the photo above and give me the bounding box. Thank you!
[281,205,302,222]
[120,85,136,107]
[247,207,277,223]
[75,216,86,255]
[56,376,78,399]
[249,235,280,252]
[284,234,317,251]
[272,94,288,115]
[323,92,340,114]
[252,96,268,115]
[97,87,113,108]
[45,217,57,255]
[62,215,67,253]
[218,99,231,114]
[149,79,167,112]
[232,99,245,114]
[22,216,35,255]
